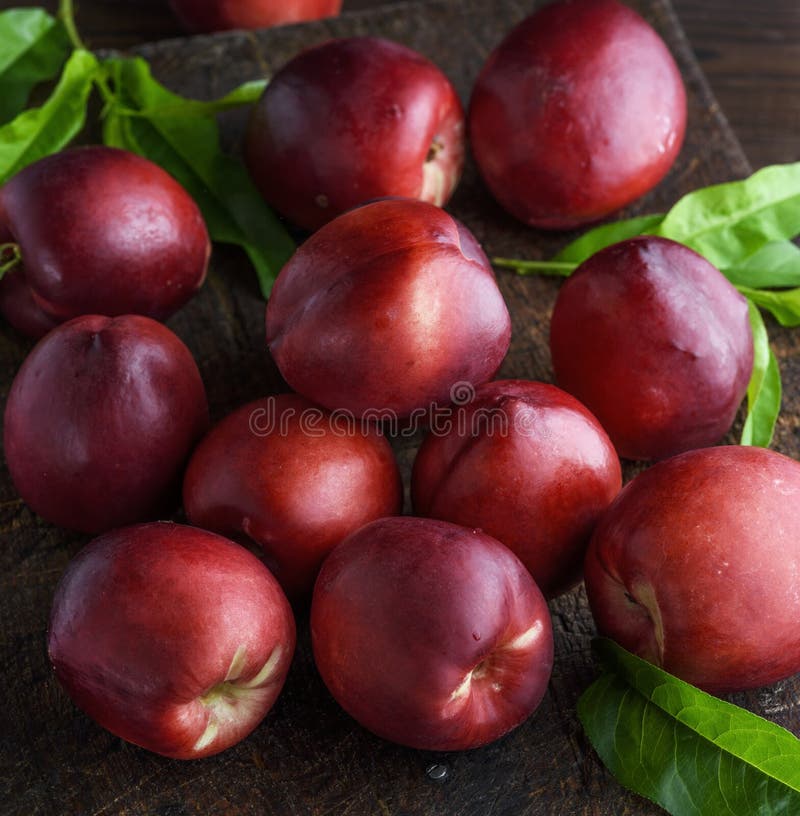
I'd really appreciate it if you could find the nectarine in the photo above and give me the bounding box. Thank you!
[311,517,554,750]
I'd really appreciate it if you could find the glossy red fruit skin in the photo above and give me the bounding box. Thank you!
[584,446,800,694]
[412,380,621,598]
[48,522,296,759]
[0,146,209,334]
[4,315,209,533]
[183,393,403,602]
[266,198,511,418]
[549,236,753,461]
[245,37,465,231]
[169,0,341,33]
[469,0,687,229]
[311,517,554,751]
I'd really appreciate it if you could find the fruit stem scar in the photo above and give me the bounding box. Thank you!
[630,582,666,665]
[192,645,284,752]
[0,243,21,279]
[238,645,283,689]
[449,671,473,702]
[201,644,284,704]
[193,719,219,752]
[224,644,249,682]
[449,620,545,703]
[426,138,445,162]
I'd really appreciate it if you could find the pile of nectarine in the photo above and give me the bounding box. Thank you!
[3,0,798,766]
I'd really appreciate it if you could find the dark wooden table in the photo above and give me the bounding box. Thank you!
[2,0,798,169]
[1,2,799,816]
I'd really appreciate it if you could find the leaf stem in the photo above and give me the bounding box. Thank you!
[58,0,85,51]
[492,257,578,276]
[0,243,22,279]
[58,0,117,108]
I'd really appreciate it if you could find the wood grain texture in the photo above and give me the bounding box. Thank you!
[673,0,800,169]
[1,1,799,815]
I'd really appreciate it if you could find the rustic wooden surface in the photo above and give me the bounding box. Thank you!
[1,1,800,815]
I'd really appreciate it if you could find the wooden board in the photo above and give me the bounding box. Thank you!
[3,1,799,814]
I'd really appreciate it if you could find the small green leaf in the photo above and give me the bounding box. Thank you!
[654,163,800,269]
[553,213,665,264]
[133,78,268,119]
[102,57,293,297]
[724,241,800,289]
[0,48,98,184]
[741,301,782,446]
[578,638,800,816]
[0,8,71,125]
[738,286,800,328]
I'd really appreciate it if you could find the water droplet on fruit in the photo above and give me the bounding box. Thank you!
[426,763,449,782]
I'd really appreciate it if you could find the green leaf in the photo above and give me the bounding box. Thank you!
[0,48,98,184]
[654,163,800,269]
[102,57,293,298]
[553,213,665,264]
[578,638,800,816]
[724,241,800,289]
[0,8,71,125]
[133,78,268,119]
[738,286,800,328]
[741,301,782,446]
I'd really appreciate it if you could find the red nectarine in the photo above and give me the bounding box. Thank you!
[550,236,753,460]
[412,380,621,597]
[469,0,686,228]
[585,445,800,693]
[184,393,402,601]
[0,146,209,336]
[266,198,511,418]
[311,517,554,750]
[4,315,209,533]
[245,37,464,231]
[48,522,296,758]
